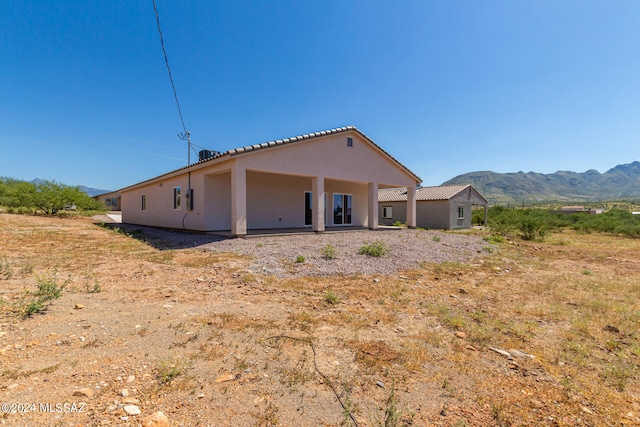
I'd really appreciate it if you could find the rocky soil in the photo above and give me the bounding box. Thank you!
[1,213,638,426]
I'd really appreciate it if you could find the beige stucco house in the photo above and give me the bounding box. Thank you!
[378,184,488,229]
[119,126,421,236]
[94,191,121,210]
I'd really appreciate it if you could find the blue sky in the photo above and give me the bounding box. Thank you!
[2,1,639,191]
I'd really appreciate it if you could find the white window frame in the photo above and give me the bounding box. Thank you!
[457,205,464,219]
[382,206,393,219]
[333,193,353,225]
[173,187,181,210]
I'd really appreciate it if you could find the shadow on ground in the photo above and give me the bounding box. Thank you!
[94,222,232,250]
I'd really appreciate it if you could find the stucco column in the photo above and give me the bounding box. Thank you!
[312,176,325,233]
[368,182,379,230]
[484,205,488,227]
[407,185,417,229]
[231,164,247,236]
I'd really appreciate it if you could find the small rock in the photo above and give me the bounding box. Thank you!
[455,331,467,339]
[141,411,170,427]
[7,383,19,390]
[126,375,135,383]
[603,325,620,333]
[489,347,512,359]
[530,398,544,408]
[123,405,141,416]
[581,406,594,415]
[122,397,140,404]
[509,349,534,359]
[215,373,238,383]
[458,288,468,294]
[72,388,94,397]
[465,344,478,352]
[74,304,84,310]
[197,393,205,399]
[121,389,129,397]
[373,278,380,283]
[376,381,385,388]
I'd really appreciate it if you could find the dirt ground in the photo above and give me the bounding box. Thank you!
[0,213,638,427]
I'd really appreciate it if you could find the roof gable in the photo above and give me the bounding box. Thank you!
[120,126,420,192]
[379,185,487,203]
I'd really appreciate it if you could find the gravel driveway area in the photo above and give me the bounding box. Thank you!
[114,224,493,277]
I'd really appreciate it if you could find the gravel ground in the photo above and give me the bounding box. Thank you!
[112,223,493,277]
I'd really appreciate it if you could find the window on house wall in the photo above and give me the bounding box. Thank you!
[347,137,353,147]
[141,194,146,211]
[333,193,352,225]
[174,187,181,209]
[458,205,464,219]
[304,192,312,226]
[382,206,392,219]
[304,192,327,226]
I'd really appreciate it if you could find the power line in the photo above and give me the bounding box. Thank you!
[152,0,187,135]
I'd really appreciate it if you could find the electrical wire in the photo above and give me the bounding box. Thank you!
[152,0,187,135]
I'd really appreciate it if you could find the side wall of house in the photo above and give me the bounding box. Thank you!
[379,201,451,229]
[379,201,406,226]
[416,201,450,229]
[203,172,231,231]
[121,173,201,229]
[448,189,487,229]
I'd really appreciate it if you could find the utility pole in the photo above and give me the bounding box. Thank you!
[178,131,191,166]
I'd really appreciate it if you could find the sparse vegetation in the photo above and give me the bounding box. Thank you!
[487,205,640,241]
[358,240,388,257]
[157,358,188,385]
[2,213,640,426]
[324,289,340,305]
[321,244,337,260]
[85,278,101,293]
[19,271,69,317]
[295,255,306,263]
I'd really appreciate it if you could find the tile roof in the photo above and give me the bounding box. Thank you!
[379,185,487,203]
[119,126,420,192]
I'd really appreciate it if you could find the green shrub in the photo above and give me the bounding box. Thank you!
[295,255,306,263]
[321,244,337,260]
[325,290,340,304]
[358,240,388,257]
[0,176,105,215]
[20,272,68,317]
[571,209,640,238]
[517,210,549,241]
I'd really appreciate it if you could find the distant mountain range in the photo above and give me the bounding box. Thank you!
[442,161,640,204]
[30,179,112,197]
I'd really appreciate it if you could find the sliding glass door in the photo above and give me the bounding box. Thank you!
[333,193,352,225]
